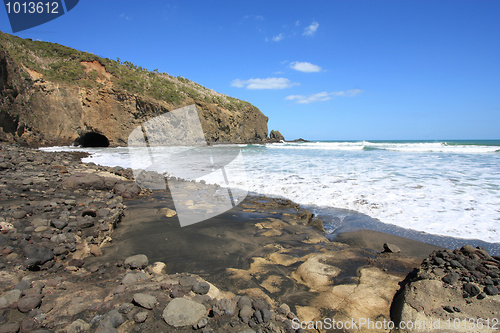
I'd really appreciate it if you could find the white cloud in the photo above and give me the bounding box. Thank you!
[285,89,362,104]
[271,33,284,42]
[303,21,319,36]
[331,89,363,97]
[286,92,331,104]
[232,77,299,90]
[290,61,322,73]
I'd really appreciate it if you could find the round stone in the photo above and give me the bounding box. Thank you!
[12,210,26,219]
[162,298,206,327]
[192,282,210,295]
[124,254,148,269]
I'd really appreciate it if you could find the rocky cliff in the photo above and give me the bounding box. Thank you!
[0,32,269,147]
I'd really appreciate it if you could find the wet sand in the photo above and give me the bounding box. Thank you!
[87,188,446,311]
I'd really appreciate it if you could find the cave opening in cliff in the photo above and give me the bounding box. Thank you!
[77,132,110,147]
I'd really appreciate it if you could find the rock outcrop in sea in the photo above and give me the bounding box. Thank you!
[0,32,270,147]
[269,130,285,142]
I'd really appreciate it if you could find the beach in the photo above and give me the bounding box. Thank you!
[43,140,500,254]
[1,143,499,332]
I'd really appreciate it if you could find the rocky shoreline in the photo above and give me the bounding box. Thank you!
[0,143,499,332]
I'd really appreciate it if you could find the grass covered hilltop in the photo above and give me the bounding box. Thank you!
[0,32,272,147]
[0,32,251,109]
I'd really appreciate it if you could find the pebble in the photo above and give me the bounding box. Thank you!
[124,254,148,269]
[133,293,156,310]
[113,285,126,294]
[97,309,125,331]
[150,261,166,275]
[67,319,90,333]
[0,289,21,308]
[433,257,446,266]
[278,303,290,315]
[239,305,253,323]
[477,292,487,300]
[261,308,272,323]
[213,298,236,316]
[0,322,20,333]
[90,244,103,256]
[484,285,498,296]
[383,243,401,253]
[12,210,27,219]
[17,295,42,313]
[51,220,68,230]
[192,281,210,295]
[134,311,148,323]
[169,285,187,298]
[237,296,252,309]
[179,275,197,287]
[31,218,49,228]
[193,317,208,329]
[442,272,459,284]
[122,272,148,285]
[463,283,481,297]
[68,259,85,268]
[443,305,454,313]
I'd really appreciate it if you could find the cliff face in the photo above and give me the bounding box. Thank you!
[0,33,269,147]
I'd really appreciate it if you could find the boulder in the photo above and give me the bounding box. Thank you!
[162,298,206,327]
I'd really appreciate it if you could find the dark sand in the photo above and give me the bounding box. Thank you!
[87,190,446,305]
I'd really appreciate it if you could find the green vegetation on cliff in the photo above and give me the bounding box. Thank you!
[0,32,250,111]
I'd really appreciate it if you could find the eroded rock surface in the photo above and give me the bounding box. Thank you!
[0,33,270,147]
[392,246,500,332]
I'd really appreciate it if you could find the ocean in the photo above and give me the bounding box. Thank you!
[42,140,500,253]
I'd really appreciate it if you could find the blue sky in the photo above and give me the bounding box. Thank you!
[1,0,499,140]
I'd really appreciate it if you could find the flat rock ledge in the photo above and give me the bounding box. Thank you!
[392,245,500,332]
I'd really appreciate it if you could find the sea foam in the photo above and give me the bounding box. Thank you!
[41,141,500,243]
